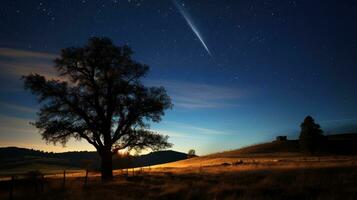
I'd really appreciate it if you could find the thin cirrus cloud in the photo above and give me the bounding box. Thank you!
[321,118,357,124]
[0,48,245,109]
[162,121,236,136]
[0,114,36,135]
[0,114,95,152]
[146,80,245,109]
[0,60,56,78]
[0,48,56,79]
[0,101,37,113]
[150,129,201,140]
[0,48,56,60]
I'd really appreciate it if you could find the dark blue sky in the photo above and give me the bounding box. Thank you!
[0,0,356,154]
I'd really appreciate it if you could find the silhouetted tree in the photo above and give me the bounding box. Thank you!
[23,37,173,181]
[299,116,324,154]
[187,149,196,158]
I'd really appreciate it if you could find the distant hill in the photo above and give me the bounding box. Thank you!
[209,133,357,157]
[2,133,356,172]
[212,140,300,157]
[325,133,357,154]
[129,150,188,168]
[0,147,99,170]
[155,133,357,168]
[0,147,188,172]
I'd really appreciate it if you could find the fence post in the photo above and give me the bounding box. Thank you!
[9,176,14,200]
[40,174,44,192]
[62,170,66,189]
[84,169,88,187]
[34,174,38,192]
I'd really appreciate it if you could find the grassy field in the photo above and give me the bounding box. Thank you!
[153,140,357,169]
[0,163,81,177]
[1,141,357,199]
[1,154,357,200]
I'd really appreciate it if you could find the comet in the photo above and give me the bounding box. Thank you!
[173,0,212,56]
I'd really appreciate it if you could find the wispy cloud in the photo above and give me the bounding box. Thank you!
[0,101,37,113]
[0,49,245,110]
[0,60,55,78]
[0,114,36,135]
[163,121,235,136]
[0,48,59,81]
[151,129,201,139]
[0,48,56,59]
[147,80,245,109]
[0,114,96,152]
[321,118,357,124]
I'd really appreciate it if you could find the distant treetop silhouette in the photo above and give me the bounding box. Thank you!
[299,116,325,154]
[23,37,173,181]
[187,149,196,158]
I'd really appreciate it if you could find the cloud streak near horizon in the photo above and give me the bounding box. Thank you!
[162,121,236,136]
[147,80,244,109]
[0,48,56,59]
[0,48,56,81]
[0,48,245,110]
[0,112,95,152]
[0,101,37,113]
[0,48,244,153]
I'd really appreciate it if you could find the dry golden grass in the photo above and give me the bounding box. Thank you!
[1,155,357,200]
[153,151,357,168]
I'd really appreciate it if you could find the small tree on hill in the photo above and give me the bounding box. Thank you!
[187,149,196,158]
[23,37,173,181]
[299,116,324,154]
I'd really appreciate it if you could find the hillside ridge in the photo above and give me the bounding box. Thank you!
[155,133,357,168]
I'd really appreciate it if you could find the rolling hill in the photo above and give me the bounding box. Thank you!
[1,133,356,173]
[0,147,187,174]
[155,133,357,168]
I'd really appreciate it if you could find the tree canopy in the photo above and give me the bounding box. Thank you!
[23,37,173,180]
[299,116,324,154]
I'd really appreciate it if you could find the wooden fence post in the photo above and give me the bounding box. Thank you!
[9,176,14,200]
[62,170,66,189]
[41,174,44,192]
[84,169,88,187]
[34,174,38,192]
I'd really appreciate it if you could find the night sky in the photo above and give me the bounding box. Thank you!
[0,0,357,155]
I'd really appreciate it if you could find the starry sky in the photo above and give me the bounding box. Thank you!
[0,0,357,155]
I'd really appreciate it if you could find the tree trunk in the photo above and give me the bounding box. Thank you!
[100,149,113,181]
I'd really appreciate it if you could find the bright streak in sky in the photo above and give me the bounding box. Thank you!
[173,0,212,56]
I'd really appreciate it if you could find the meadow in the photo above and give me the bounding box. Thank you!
[1,154,357,200]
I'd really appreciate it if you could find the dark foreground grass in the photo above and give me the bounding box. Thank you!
[1,166,357,200]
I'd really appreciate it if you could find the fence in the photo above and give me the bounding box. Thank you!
[0,167,151,200]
